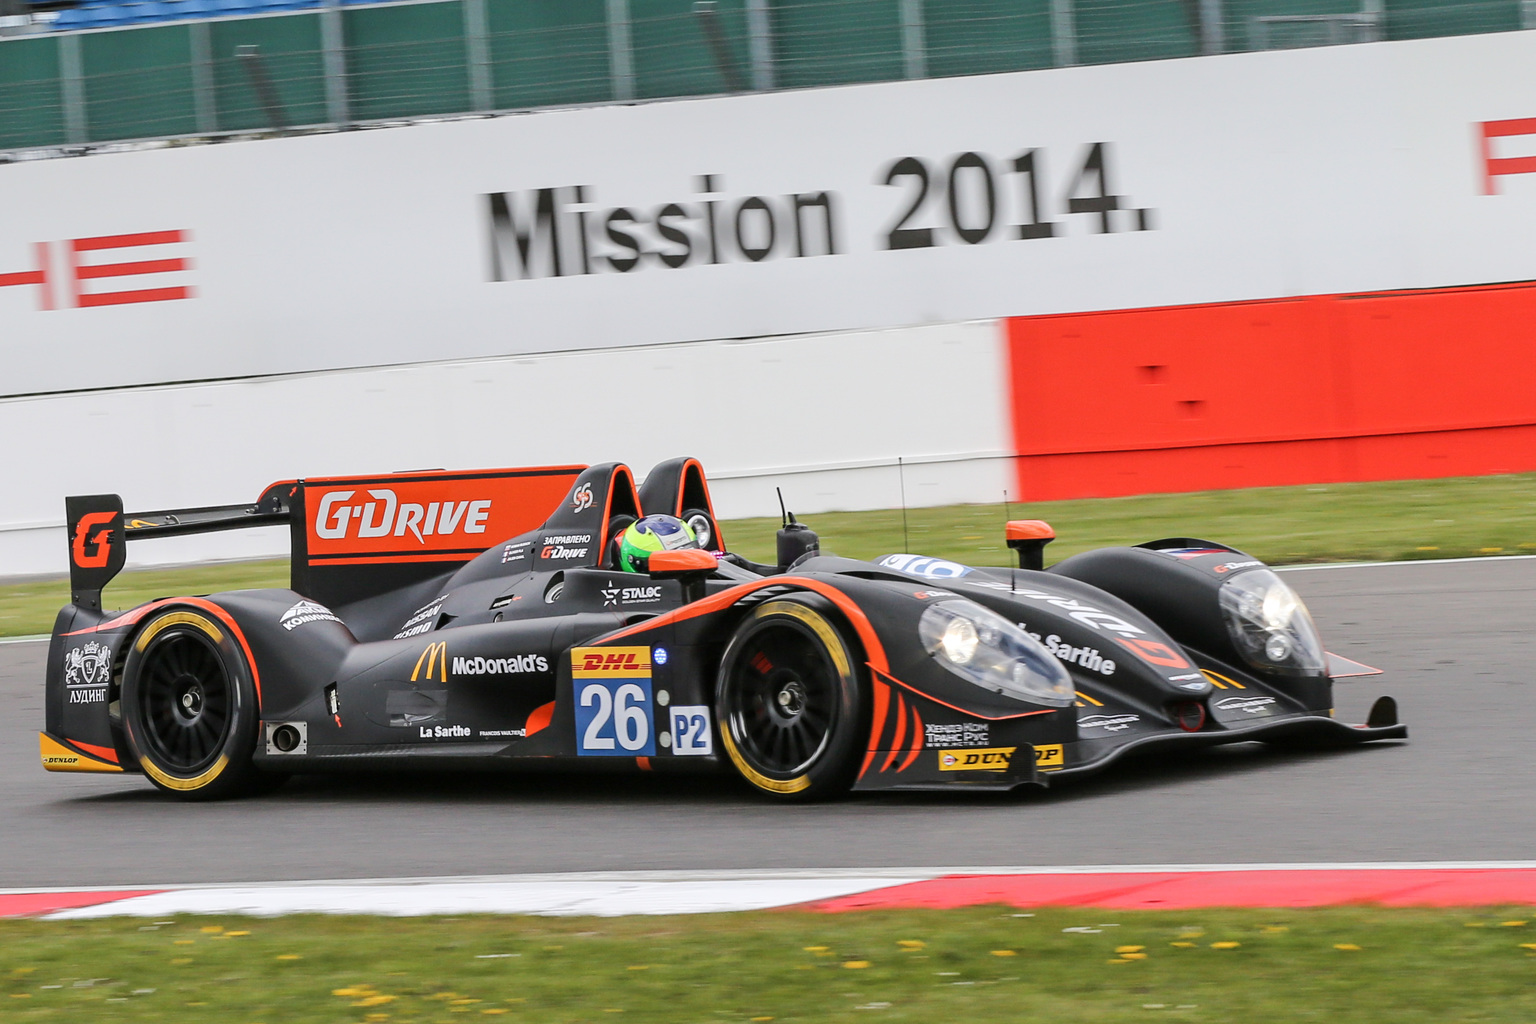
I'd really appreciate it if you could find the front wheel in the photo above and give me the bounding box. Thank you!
[715,597,865,800]
[120,608,264,800]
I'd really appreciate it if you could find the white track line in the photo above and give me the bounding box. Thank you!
[1275,554,1536,572]
[22,862,1536,920]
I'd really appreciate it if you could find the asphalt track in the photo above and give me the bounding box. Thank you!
[3,557,1533,890]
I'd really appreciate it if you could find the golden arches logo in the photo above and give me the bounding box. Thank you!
[413,641,448,682]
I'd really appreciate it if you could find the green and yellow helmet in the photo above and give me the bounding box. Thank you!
[618,514,700,573]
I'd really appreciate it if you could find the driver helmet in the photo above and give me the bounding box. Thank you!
[618,514,700,573]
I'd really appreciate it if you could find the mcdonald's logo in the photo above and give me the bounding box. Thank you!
[412,641,448,682]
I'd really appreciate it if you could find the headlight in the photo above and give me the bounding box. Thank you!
[919,601,1073,707]
[1218,569,1325,675]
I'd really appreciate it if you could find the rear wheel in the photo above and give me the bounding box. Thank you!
[121,608,264,800]
[715,598,864,800]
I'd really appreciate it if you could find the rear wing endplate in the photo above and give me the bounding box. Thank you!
[65,482,296,611]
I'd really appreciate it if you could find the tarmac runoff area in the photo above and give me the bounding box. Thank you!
[3,556,1536,914]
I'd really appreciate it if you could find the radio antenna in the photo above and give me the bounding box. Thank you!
[898,457,910,553]
[776,486,791,527]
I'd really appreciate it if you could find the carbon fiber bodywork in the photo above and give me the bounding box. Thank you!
[42,459,1404,795]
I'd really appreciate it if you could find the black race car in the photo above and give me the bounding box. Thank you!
[42,457,1405,800]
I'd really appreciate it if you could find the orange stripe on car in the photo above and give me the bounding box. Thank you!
[598,576,891,674]
[881,694,909,773]
[898,705,924,772]
[873,667,1057,723]
[859,680,891,781]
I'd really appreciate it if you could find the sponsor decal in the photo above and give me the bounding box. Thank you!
[572,646,656,756]
[924,722,990,749]
[1007,587,1147,638]
[572,482,595,512]
[280,599,343,631]
[0,229,194,312]
[304,470,580,562]
[1215,695,1277,715]
[653,647,669,666]
[878,554,973,579]
[325,683,341,728]
[451,654,550,675]
[63,640,112,688]
[1033,743,1065,771]
[938,746,1016,771]
[1159,548,1230,559]
[541,544,589,560]
[669,705,713,756]
[71,512,117,569]
[601,582,664,607]
[1213,560,1263,574]
[1041,634,1116,676]
[419,724,472,739]
[573,647,650,677]
[1169,672,1202,682]
[912,590,955,600]
[68,688,107,704]
[1078,713,1140,732]
[315,489,492,545]
[484,145,1153,282]
[412,641,449,684]
[1480,117,1536,195]
[394,599,446,640]
[1114,636,1192,670]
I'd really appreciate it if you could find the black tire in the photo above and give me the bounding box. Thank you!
[120,608,264,800]
[680,508,718,551]
[715,597,865,800]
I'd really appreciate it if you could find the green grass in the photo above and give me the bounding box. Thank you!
[722,471,1536,569]
[6,472,1536,638]
[0,560,294,639]
[3,906,1536,1022]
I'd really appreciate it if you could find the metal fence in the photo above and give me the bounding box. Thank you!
[2,0,1534,155]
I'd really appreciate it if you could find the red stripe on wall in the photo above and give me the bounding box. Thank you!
[77,286,191,308]
[1006,281,1536,500]
[73,230,185,251]
[76,258,188,279]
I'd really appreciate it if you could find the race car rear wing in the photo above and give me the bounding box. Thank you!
[64,466,588,612]
[65,482,296,611]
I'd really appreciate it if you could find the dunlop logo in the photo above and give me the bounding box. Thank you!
[412,641,448,683]
[1033,743,1065,771]
[937,746,1016,772]
[571,646,651,678]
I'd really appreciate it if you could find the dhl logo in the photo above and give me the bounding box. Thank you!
[412,641,448,683]
[937,746,1016,772]
[571,646,651,678]
[1033,743,1065,771]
